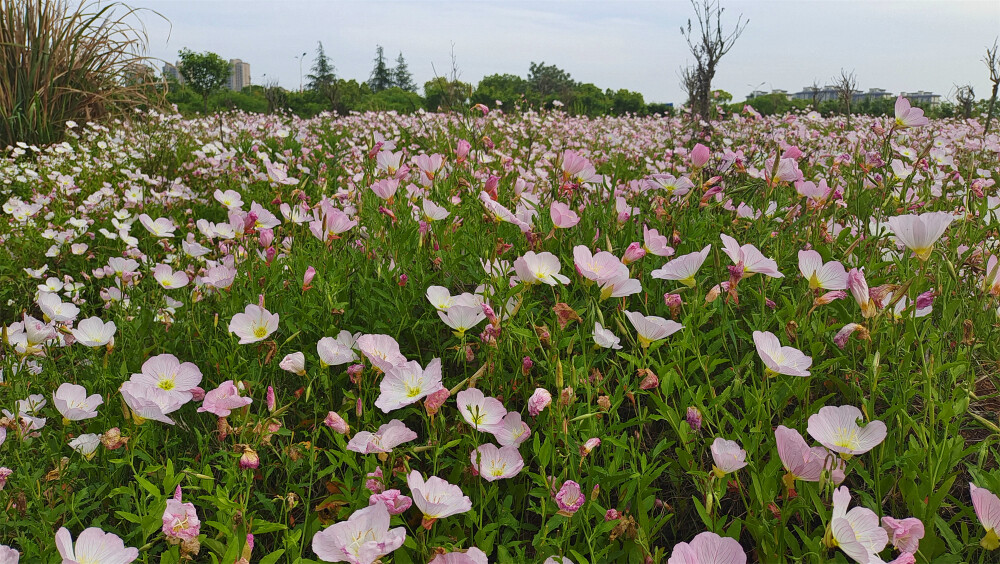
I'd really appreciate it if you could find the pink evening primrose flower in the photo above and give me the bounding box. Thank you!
[881,516,924,554]
[311,503,406,564]
[753,331,812,377]
[650,245,712,288]
[720,234,783,278]
[642,225,675,258]
[528,388,552,417]
[197,380,253,417]
[797,250,848,290]
[152,264,189,290]
[317,330,361,367]
[550,200,580,228]
[593,322,622,350]
[120,381,183,425]
[70,317,116,347]
[886,212,954,261]
[775,426,845,488]
[279,352,306,376]
[667,531,747,564]
[355,334,407,372]
[555,480,585,516]
[55,527,139,564]
[228,304,279,344]
[162,486,200,541]
[847,268,877,318]
[346,419,418,454]
[710,437,748,476]
[53,383,103,422]
[624,310,683,348]
[0,545,17,563]
[894,95,929,129]
[457,388,507,431]
[807,405,887,458]
[971,483,1000,550]
[470,443,524,481]
[491,411,531,447]
[130,353,203,403]
[513,251,570,286]
[407,470,473,527]
[368,489,413,516]
[375,358,445,413]
[828,486,889,564]
[428,547,489,564]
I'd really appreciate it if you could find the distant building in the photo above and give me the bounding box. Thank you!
[791,85,840,103]
[123,63,154,85]
[162,62,184,85]
[901,91,941,107]
[228,59,251,91]
[747,89,790,101]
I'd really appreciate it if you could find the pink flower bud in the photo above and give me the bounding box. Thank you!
[302,266,316,291]
[258,229,274,247]
[528,388,552,417]
[365,467,384,493]
[621,242,646,265]
[424,387,450,417]
[323,411,349,434]
[266,386,276,412]
[521,356,533,375]
[580,438,601,457]
[690,143,710,168]
[686,407,702,431]
[190,387,206,402]
[605,509,621,521]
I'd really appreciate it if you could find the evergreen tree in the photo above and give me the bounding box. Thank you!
[306,42,336,91]
[368,45,393,93]
[392,52,416,92]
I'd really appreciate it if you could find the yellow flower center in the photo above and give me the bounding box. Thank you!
[253,326,268,339]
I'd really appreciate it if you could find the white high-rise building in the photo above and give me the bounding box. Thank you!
[228,59,251,91]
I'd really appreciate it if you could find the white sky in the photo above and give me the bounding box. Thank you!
[131,0,1000,104]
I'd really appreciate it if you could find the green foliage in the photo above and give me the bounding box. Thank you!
[368,45,393,94]
[307,42,336,92]
[424,77,472,111]
[470,73,530,110]
[392,52,416,92]
[363,86,424,113]
[177,48,231,113]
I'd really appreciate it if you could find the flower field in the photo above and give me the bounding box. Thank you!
[1,100,1000,563]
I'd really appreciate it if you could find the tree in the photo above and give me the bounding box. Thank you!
[368,45,393,94]
[471,73,529,109]
[307,42,336,91]
[393,52,416,92]
[680,0,748,125]
[984,39,999,134]
[527,62,576,100]
[833,69,857,128]
[955,84,975,119]
[178,49,230,113]
[424,77,471,111]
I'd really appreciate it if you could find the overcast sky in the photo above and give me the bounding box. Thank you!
[132,0,1000,104]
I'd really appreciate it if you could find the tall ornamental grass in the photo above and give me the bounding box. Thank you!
[0,0,158,147]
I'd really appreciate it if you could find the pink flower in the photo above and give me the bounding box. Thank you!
[0,467,11,491]
[302,266,316,291]
[456,388,507,431]
[355,334,407,372]
[847,268,877,318]
[807,405,886,458]
[470,443,524,481]
[621,242,646,266]
[491,411,531,446]
[690,143,710,168]
[311,503,405,564]
[163,486,200,541]
[580,438,601,457]
[0,545,17,563]
[971,483,1000,550]
[197,380,253,417]
[365,468,384,493]
[593,322,622,350]
[424,388,450,417]
[894,96,929,128]
[650,245,712,287]
[369,489,413,515]
[774,426,845,487]
[346,420,417,454]
[624,310,683,348]
[428,548,489,564]
[228,304,279,344]
[513,251,570,286]
[753,331,812,377]
[667,531,746,564]
[56,527,139,564]
[528,388,552,417]
[152,264,189,290]
[829,486,888,563]
[881,516,924,553]
[550,201,580,228]
[375,358,444,413]
[887,212,954,261]
[317,330,361,367]
[710,437,747,476]
[407,470,473,526]
[120,381,183,425]
[323,412,349,434]
[279,352,306,376]
[720,234,783,278]
[798,250,848,290]
[642,225,675,258]
[130,354,203,403]
[70,316,116,347]
[53,383,103,421]
[555,480,585,516]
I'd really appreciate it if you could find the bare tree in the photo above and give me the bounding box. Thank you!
[833,69,857,127]
[679,0,748,125]
[679,65,698,110]
[809,80,821,109]
[985,39,999,134]
[955,84,975,119]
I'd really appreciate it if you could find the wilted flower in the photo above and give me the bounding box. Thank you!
[881,516,924,554]
[528,388,552,416]
[686,407,702,432]
[555,480,585,516]
[369,489,413,516]
[163,486,201,542]
[580,438,601,457]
